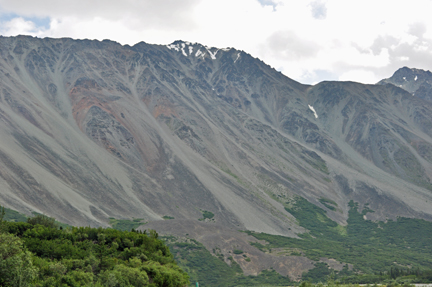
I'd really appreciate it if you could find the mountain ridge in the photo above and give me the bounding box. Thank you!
[378,66,432,102]
[2,35,432,280]
[0,35,431,231]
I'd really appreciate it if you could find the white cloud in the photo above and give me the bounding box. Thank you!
[0,0,200,30]
[339,70,377,84]
[0,17,46,36]
[2,0,432,84]
[264,30,320,60]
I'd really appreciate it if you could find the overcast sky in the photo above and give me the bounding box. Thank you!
[1,0,432,85]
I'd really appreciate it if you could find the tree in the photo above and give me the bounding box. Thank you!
[27,214,57,229]
[0,205,6,233]
[0,232,38,286]
[0,205,5,222]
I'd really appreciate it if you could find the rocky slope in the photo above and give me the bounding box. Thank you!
[378,66,432,102]
[1,35,432,278]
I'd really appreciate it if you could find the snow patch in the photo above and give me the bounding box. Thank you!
[167,42,225,60]
[195,50,203,58]
[180,43,187,56]
[234,53,240,63]
[415,75,418,81]
[166,44,180,51]
[308,105,318,119]
[207,49,218,60]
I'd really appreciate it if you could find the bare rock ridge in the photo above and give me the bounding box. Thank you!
[0,35,432,238]
[378,66,432,102]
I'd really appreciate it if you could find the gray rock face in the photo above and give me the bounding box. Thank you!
[378,66,432,102]
[0,35,431,236]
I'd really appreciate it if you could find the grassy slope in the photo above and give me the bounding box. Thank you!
[246,198,432,282]
[162,236,293,287]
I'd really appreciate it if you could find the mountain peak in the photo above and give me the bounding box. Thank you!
[378,67,432,99]
[391,66,432,82]
[166,40,235,59]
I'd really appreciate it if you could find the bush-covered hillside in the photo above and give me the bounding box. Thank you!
[0,207,189,287]
[246,199,432,284]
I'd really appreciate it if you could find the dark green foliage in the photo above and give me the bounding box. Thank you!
[2,206,28,222]
[2,221,189,286]
[163,216,175,220]
[234,269,292,286]
[0,205,5,233]
[166,238,238,286]
[27,214,57,228]
[302,262,332,283]
[318,198,337,211]
[247,198,432,283]
[201,210,214,220]
[2,208,71,229]
[198,210,214,221]
[233,249,243,254]
[0,205,4,221]
[0,232,38,287]
[162,237,293,287]
[109,217,146,231]
[285,197,338,238]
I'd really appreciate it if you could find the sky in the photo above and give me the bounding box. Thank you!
[1,0,432,85]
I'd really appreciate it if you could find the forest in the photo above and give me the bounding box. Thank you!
[0,206,189,287]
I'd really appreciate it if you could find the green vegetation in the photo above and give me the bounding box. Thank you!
[162,236,293,287]
[0,209,189,286]
[0,232,38,287]
[3,197,432,286]
[318,198,338,211]
[2,206,28,222]
[163,237,241,286]
[198,210,214,221]
[27,214,57,229]
[302,262,332,283]
[301,150,329,174]
[246,198,432,283]
[297,283,416,287]
[1,207,71,229]
[109,217,146,231]
[163,216,175,220]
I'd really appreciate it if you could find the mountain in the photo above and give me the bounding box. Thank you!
[1,35,432,281]
[378,66,432,102]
